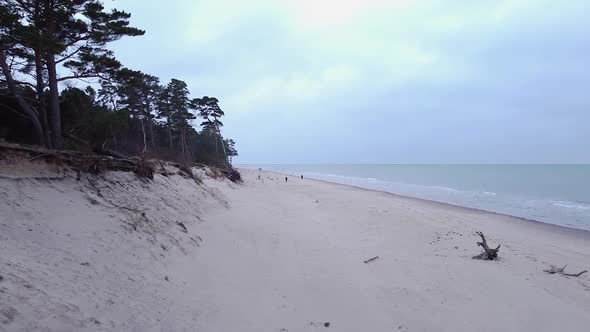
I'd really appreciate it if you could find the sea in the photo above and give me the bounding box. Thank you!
[243,164,590,232]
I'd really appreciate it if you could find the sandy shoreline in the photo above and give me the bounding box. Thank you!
[2,164,589,331]
[261,169,590,239]
[189,168,590,331]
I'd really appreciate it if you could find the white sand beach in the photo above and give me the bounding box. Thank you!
[1,163,589,331]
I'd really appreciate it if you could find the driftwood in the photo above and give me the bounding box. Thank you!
[472,231,501,260]
[363,256,380,264]
[543,265,587,277]
[176,221,188,233]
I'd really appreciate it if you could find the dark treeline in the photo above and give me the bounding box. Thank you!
[0,0,237,165]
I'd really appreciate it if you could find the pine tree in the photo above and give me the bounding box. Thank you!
[114,69,160,153]
[191,96,226,163]
[0,0,144,148]
[158,79,194,160]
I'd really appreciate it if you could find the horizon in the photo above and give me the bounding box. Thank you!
[106,0,589,164]
[238,163,590,166]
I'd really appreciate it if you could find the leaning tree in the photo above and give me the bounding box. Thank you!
[0,0,144,148]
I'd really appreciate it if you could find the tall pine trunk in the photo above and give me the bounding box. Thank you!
[217,126,228,165]
[46,54,62,148]
[180,128,187,162]
[34,51,51,148]
[33,0,51,148]
[140,117,147,153]
[147,117,155,150]
[167,112,173,151]
[0,50,45,145]
[214,131,219,158]
[45,0,63,148]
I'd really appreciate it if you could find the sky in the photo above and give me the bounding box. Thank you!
[106,0,590,163]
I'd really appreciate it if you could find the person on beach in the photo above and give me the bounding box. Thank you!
[301,175,303,179]
[285,177,288,183]
[258,174,260,180]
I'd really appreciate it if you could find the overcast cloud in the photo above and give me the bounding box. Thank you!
[106,0,590,163]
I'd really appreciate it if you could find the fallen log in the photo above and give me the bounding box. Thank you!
[472,231,500,260]
[62,132,129,160]
[543,265,587,277]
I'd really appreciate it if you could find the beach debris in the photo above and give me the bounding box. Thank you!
[190,237,201,247]
[543,265,587,277]
[87,197,100,205]
[471,231,500,260]
[176,221,188,233]
[80,262,90,266]
[307,322,331,328]
[165,276,169,282]
[1,307,18,325]
[0,275,3,282]
[314,200,319,203]
[363,256,380,264]
[88,317,101,325]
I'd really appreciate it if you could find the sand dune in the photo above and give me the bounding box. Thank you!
[1,163,589,331]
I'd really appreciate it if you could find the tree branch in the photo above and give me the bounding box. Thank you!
[0,78,38,90]
[14,0,35,15]
[57,73,109,82]
[0,102,32,121]
[62,35,91,49]
[0,49,44,144]
[55,45,85,64]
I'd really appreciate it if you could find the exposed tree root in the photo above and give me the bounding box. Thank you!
[223,167,242,183]
[0,142,240,184]
[0,142,154,179]
[177,164,200,183]
[133,157,154,180]
[196,163,242,183]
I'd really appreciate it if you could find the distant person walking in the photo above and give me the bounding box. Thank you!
[285,176,288,183]
[301,175,303,179]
